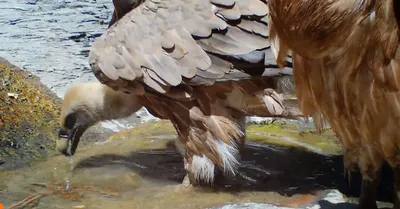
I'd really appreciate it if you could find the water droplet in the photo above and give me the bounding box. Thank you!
[64,156,75,191]
[65,178,71,190]
[68,156,74,171]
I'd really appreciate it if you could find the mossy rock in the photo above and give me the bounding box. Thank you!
[0,57,63,170]
[0,57,111,170]
[245,119,343,155]
[111,119,343,157]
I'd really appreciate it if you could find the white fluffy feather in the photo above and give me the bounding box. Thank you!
[215,140,240,175]
[190,155,215,183]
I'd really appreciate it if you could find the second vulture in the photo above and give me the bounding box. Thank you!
[56,0,301,185]
[268,0,400,208]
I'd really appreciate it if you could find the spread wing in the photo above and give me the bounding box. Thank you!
[89,0,292,96]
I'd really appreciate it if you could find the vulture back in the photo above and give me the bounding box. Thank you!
[90,0,294,99]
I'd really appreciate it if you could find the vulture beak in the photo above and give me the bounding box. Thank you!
[57,126,87,156]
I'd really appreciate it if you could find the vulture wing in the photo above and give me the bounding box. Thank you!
[89,0,292,97]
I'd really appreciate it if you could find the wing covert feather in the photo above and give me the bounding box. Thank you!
[89,0,292,94]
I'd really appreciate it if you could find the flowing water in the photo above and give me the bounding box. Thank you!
[0,0,110,97]
[0,0,154,132]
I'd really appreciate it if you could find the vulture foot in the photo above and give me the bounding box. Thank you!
[357,178,379,209]
[180,172,220,187]
[181,174,194,187]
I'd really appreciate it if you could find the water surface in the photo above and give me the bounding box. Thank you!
[1,121,388,209]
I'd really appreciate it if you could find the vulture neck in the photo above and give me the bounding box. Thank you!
[89,84,142,123]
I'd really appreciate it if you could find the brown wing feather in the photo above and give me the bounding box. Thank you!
[89,0,292,96]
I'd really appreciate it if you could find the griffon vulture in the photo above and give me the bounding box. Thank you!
[57,0,301,185]
[268,0,400,208]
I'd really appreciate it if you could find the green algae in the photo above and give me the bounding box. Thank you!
[109,120,176,141]
[108,119,343,156]
[246,120,343,155]
[104,121,176,152]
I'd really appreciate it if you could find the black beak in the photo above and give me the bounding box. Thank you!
[57,127,86,156]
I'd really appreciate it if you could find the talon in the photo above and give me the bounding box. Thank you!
[181,174,192,187]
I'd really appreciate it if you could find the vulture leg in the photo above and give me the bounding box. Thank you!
[142,94,245,186]
[358,176,380,209]
[342,146,380,209]
[175,137,228,187]
[357,178,379,209]
[141,80,298,186]
[357,151,383,209]
[176,113,245,186]
[171,105,245,186]
[392,166,400,209]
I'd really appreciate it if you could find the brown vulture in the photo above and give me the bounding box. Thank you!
[56,0,301,186]
[268,0,400,208]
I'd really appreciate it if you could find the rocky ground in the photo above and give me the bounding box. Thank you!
[0,57,61,169]
[0,58,113,170]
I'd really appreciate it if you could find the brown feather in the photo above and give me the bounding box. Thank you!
[90,0,289,94]
[269,0,400,201]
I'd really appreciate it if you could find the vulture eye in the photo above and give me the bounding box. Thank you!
[64,113,77,130]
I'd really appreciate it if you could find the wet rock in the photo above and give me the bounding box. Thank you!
[67,32,87,42]
[0,57,112,170]
[209,190,348,209]
[210,203,293,209]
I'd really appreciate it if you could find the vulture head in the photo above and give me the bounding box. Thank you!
[57,82,143,156]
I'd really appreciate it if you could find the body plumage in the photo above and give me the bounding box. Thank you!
[268,0,400,208]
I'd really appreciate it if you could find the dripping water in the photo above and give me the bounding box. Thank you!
[68,156,74,171]
[64,156,74,191]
